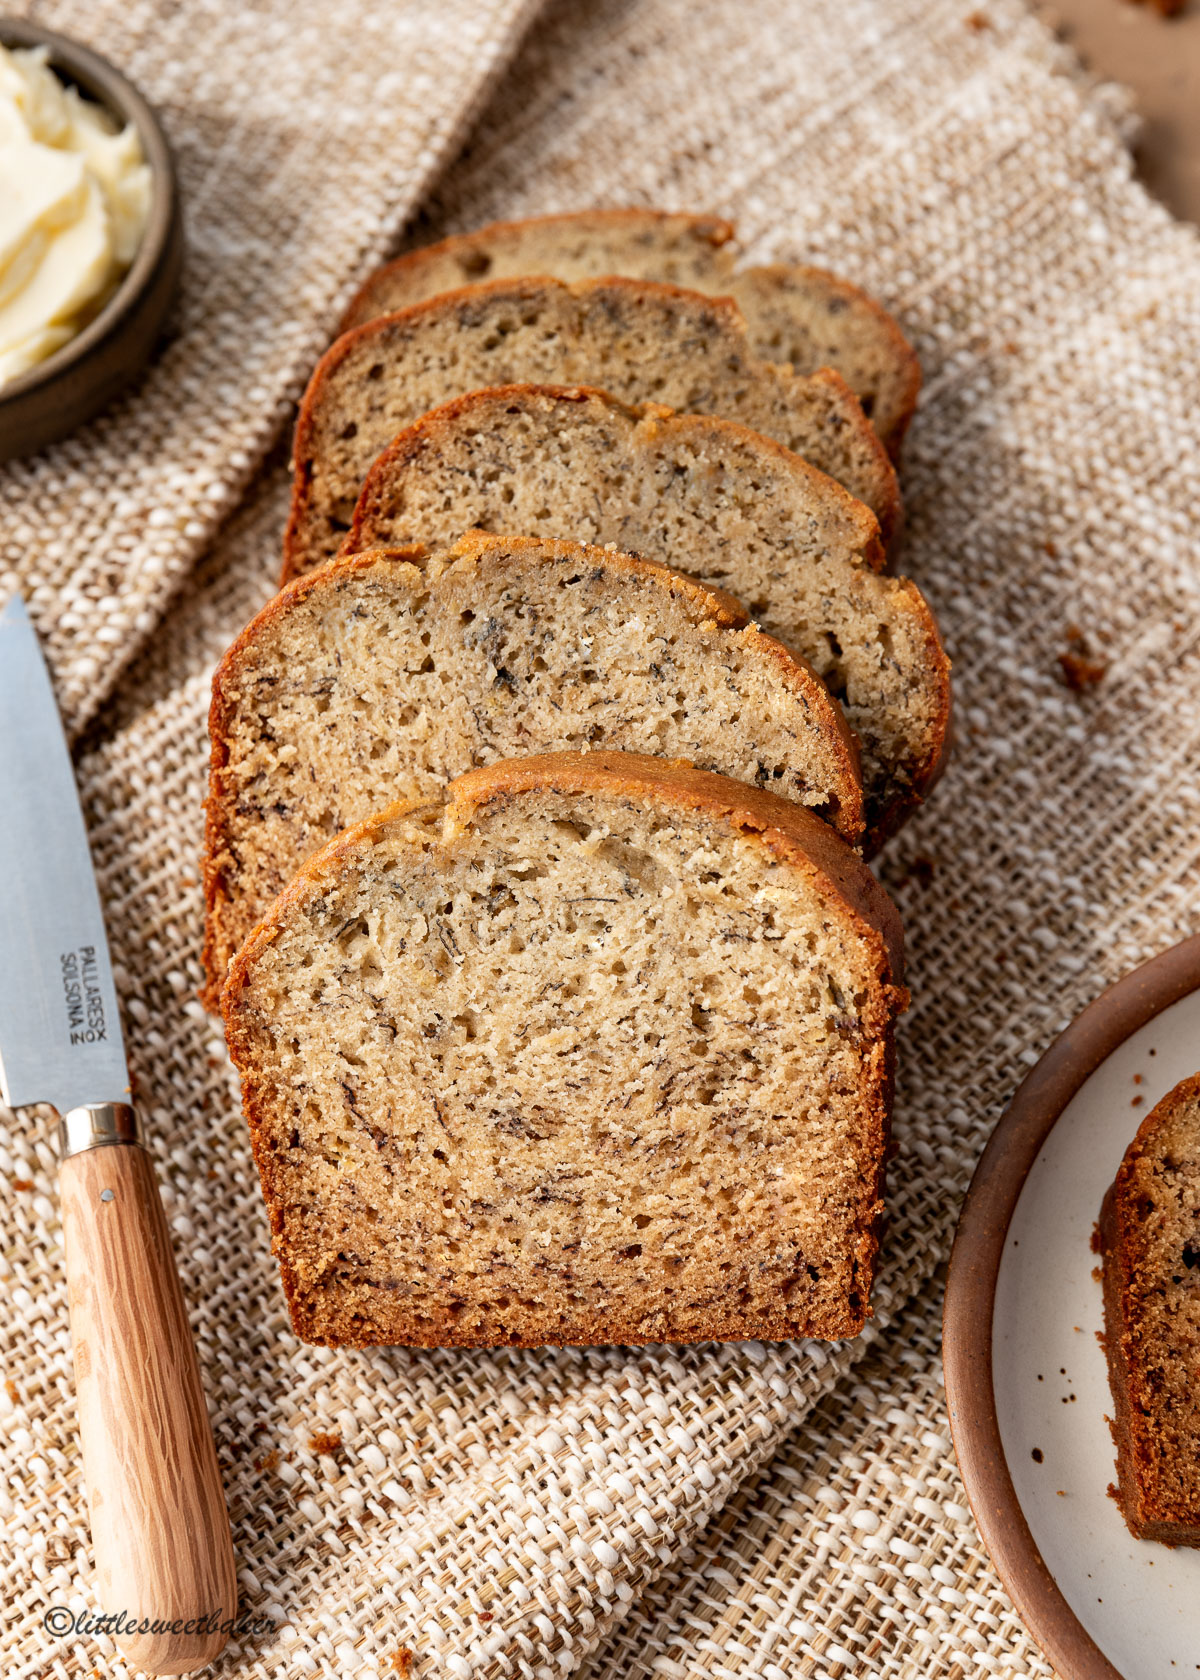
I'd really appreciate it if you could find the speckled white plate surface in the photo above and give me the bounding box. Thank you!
[996,985,1200,1679]
[945,936,1200,1680]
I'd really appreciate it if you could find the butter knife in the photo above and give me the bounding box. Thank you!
[0,595,235,1676]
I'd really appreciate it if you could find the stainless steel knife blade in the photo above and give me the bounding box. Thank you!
[0,594,130,1114]
[0,595,236,1668]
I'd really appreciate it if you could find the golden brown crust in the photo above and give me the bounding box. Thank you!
[205,534,865,1007]
[284,274,902,580]
[278,1261,873,1347]
[1099,1071,1200,1546]
[220,793,441,1347]
[337,208,919,458]
[339,208,737,334]
[221,753,904,998]
[446,750,904,989]
[730,261,922,459]
[328,381,887,586]
[201,541,429,1010]
[319,381,946,852]
[222,751,905,1347]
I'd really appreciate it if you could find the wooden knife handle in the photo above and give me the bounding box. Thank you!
[60,1132,236,1675]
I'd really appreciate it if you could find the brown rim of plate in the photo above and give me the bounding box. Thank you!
[943,931,1200,1680]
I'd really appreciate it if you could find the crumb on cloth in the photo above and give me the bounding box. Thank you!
[1057,625,1107,691]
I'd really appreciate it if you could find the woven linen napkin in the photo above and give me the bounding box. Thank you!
[0,0,541,739]
[5,0,1200,1676]
[580,1277,1058,1680]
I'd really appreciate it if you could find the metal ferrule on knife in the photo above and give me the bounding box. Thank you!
[0,592,236,1676]
[58,1101,143,1156]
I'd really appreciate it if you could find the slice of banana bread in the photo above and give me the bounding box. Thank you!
[1099,1072,1200,1546]
[339,209,921,458]
[285,276,901,578]
[221,750,907,1349]
[203,531,863,1005]
[335,384,949,848]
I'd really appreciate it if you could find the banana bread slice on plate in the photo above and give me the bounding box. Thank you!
[1099,1071,1200,1546]
[336,384,949,848]
[221,750,907,1349]
[284,276,900,578]
[203,531,862,1005]
[339,209,920,458]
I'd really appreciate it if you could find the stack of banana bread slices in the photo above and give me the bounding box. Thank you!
[209,210,950,1352]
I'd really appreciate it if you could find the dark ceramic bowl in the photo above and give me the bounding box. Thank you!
[0,19,182,460]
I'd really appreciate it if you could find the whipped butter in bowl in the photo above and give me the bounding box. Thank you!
[0,43,152,385]
[0,21,181,460]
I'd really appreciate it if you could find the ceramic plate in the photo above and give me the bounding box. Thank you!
[944,935,1200,1680]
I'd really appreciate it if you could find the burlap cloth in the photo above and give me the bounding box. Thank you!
[3,1,1200,1675]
